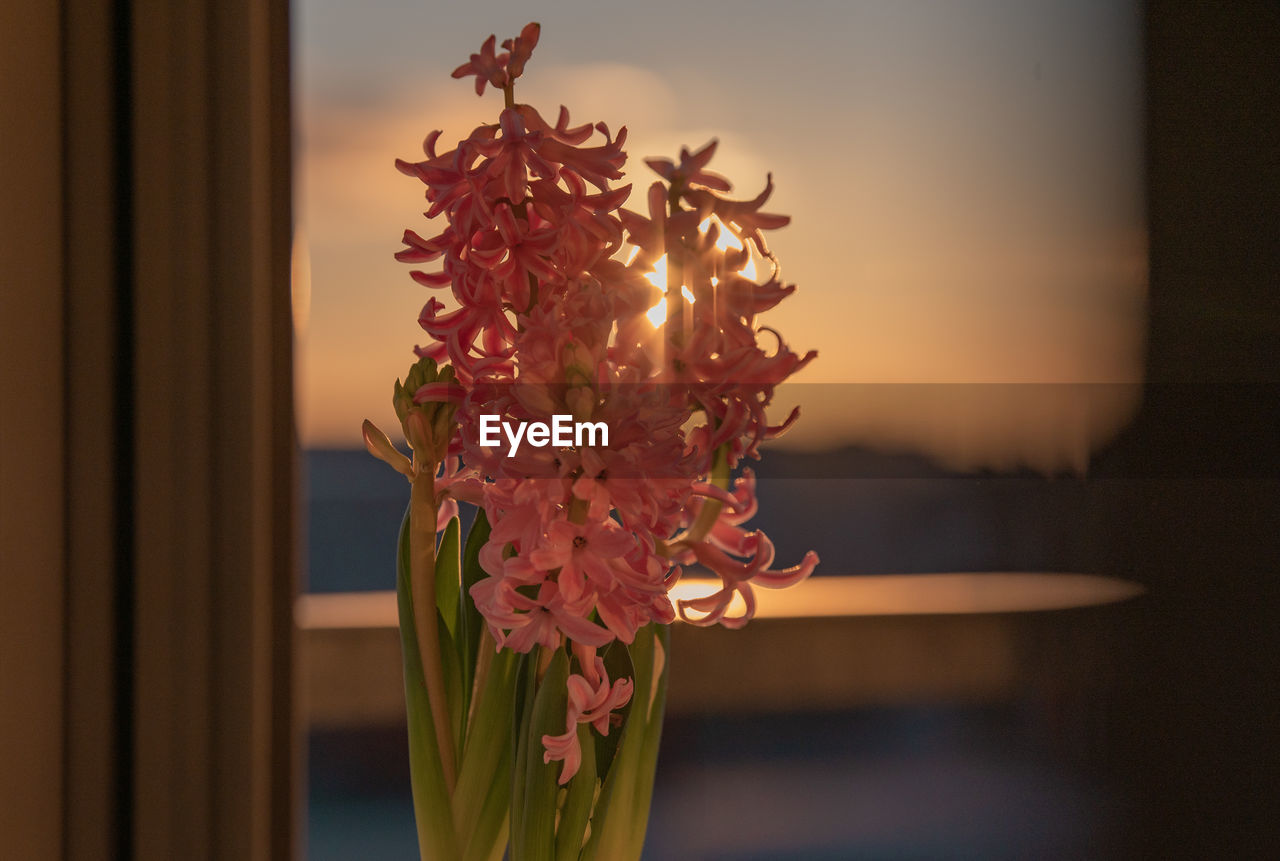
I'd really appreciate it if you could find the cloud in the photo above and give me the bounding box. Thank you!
[296,54,1148,472]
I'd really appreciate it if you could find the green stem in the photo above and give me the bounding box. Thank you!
[411,463,457,791]
[684,444,730,543]
[397,505,459,860]
[500,81,542,320]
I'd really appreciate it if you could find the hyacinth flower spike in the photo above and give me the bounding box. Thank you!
[364,22,818,861]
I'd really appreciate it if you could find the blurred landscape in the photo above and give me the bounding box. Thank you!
[310,705,1127,860]
[305,444,1122,594]
[305,444,1138,859]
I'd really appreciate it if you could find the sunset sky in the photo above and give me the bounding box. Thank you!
[294,0,1146,471]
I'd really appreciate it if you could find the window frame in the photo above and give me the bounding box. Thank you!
[1,1,297,858]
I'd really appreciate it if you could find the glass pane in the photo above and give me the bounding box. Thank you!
[294,3,1145,857]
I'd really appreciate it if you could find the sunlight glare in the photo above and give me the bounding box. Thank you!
[642,254,667,291]
[645,298,668,328]
[643,216,759,327]
[644,253,674,326]
[700,216,744,252]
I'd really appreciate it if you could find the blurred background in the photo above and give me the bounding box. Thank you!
[292,2,1279,859]
[4,2,1274,858]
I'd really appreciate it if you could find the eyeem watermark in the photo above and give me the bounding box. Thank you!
[479,414,609,457]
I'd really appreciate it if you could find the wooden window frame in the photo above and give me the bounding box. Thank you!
[1,1,297,858]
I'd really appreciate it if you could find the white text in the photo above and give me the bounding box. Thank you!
[478,414,609,457]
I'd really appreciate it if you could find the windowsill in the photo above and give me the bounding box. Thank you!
[298,573,1141,728]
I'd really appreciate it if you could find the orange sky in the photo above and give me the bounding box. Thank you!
[295,0,1146,472]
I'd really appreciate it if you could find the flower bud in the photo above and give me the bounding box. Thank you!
[393,357,461,463]
[362,419,414,479]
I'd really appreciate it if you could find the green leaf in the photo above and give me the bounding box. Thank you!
[437,608,465,767]
[460,735,512,861]
[460,508,492,673]
[593,639,635,780]
[432,517,465,762]
[627,625,670,856]
[396,504,460,860]
[509,653,536,860]
[579,624,669,861]
[456,509,490,737]
[554,724,598,861]
[513,648,570,861]
[453,646,518,845]
[435,517,461,638]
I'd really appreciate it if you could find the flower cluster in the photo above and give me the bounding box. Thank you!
[389,24,818,782]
